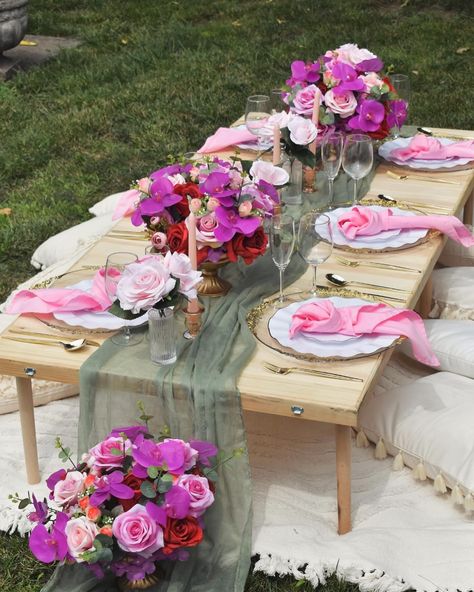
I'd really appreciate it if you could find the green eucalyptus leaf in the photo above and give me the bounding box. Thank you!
[157,478,173,494]
[95,534,113,548]
[108,300,145,320]
[140,480,156,499]
[18,498,31,510]
[147,466,159,479]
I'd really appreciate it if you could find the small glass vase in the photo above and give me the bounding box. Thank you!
[149,307,177,365]
[281,155,303,205]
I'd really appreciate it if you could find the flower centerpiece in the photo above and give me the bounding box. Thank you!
[283,43,407,140]
[128,157,288,296]
[14,419,219,590]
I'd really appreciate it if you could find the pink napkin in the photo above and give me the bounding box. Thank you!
[197,127,257,154]
[390,133,474,162]
[290,300,439,367]
[338,206,474,247]
[112,189,141,220]
[6,269,114,315]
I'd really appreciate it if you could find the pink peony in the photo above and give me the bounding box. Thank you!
[112,505,164,556]
[176,474,214,517]
[65,517,98,562]
[53,471,84,506]
[292,84,320,116]
[324,89,358,118]
[88,436,132,470]
[287,116,318,145]
[162,251,202,299]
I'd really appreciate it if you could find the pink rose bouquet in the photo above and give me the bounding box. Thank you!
[13,420,218,585]
[282,43,408,140]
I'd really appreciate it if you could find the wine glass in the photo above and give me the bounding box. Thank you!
[245,95,272,150]
[270,214,296,306]
[105,251,143,346]
[342,134,373,206]
[391,74,411,139]
[321,131,344,209]
[270,88,285,114]
[297,213,333,297]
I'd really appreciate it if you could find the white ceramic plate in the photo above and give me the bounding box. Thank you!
[319,205,427,250]
[234,124,274,151]
[379,137,473,170]
[268,296,397,358]
[53,280,148,330]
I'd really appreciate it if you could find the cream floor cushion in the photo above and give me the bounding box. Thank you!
[429,266,474,320]
[88,191,124,217]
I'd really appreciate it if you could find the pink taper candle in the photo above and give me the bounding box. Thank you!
[187,213,200,313]
[272,126,281,165]
[310,88,321,155]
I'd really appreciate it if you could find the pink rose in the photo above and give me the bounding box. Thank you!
[65,517,98,562]
[151,232,168,250]
[324,89,357,118]
[335,43,378,67]
[189,166,200,181]
[267,110,294,130]
[206,197,220,212]
[138,177,151,194]
[287,116,318,145]
[189,198,202,213]
[116,257,176,314]
[176,474,214,517]
[292,84,320,116]
[53,471,84,506]
[238,201,253,217]
[150,216,161,227]
[163,438,198,471]
[360,71,384,92]
[194,213,222,246]
[88,436,132,470]
[162,251,202,299]
[112,505,164,556]
[249,161,289,186]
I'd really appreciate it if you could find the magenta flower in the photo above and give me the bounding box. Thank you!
[131,177,182,226]
[387,99,408,129]
[46,468,66,492]
[108,425,148,443]
[132,438,166,478]
[89,471,134,506]
[200,171,237,203]
[290,60,320,84]
[150,163,191,179]
[164,485,190,519]
[28,511,68,564]
[214,206,262,242]
[348,99,385,132]
[331,62,365,95]
[356,57,384,73]
[27,494,49,524]
[145,501,167,526]
[189,439,218,467]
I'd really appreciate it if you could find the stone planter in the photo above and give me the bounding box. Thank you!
[0,0,28,55]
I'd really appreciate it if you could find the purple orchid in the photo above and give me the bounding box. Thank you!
[28,511,68,563]
[356,57,384,73]
[387,99,408,129]
[257,180,279,206]
[146,501,167,526]
[46,468,66,492]
[200,171,238,203]
[157,440,187,474]
[291,60,320,84]
[112,554,158,582]
[108,425,148,443]
[348,99,385,132]
[189,440,218,468]
[131,177,182,226]
[89,471,134,506]
[164,485,190,519]
[331,62,365,95]
[28,494,49,524]
[149,163,192,179]
[214,206,262,242]
[132,437,166,478]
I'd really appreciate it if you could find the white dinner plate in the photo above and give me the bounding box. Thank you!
[379,137,473,170]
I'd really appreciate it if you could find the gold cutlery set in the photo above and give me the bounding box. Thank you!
[3,328,101,351]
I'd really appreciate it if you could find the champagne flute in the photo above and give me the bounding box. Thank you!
[391,74,411,139]
[105,252,143,346]
[245,94,272,150]
[321,131,344,209]
[270,214,296,306]
[342,134,373,206]
[270,88,285,114]
[297,213,333,297]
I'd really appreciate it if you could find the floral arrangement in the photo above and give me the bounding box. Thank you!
[108,252,201,319]
[283,43,407,140]
[13,417,219,584]
[130,157,288,266]
[266,111,319,167]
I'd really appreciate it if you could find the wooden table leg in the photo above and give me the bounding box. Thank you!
[16,377,40,484]
[463,189,473,226]
[335,424,351,535]
[416,276,433,319]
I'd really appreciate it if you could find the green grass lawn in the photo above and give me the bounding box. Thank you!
[0,0,473,590]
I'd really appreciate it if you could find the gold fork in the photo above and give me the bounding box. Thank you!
[263,362,363,382]
[8,328,101,347]
[335,256,421,274]
[386,170,460,185]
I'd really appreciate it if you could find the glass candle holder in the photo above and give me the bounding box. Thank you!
[148,307,177,365]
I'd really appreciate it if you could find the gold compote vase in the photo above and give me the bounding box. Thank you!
[198,256,231,298]
[117,565,163,591]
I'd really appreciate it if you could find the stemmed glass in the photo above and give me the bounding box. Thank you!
[297,213,333,297]
[270,214,296,306]
[105,251,143,346]
[245,95,272,150]
[342,134,373,206]
[391,74,411,138]
[270,88,285,114]
[321,131,344,209]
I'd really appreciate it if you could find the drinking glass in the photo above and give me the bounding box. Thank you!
[321,131,344,209]
[297,213,333,297]
[270,88,285,114]
[342,134,373,206]
[391,74,411,138]
[245,94,272,150]
[105,251,143,346]
[270,214,296,306]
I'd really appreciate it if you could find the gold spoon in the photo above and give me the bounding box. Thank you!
[3,336,94,351]
[325,273,409,294]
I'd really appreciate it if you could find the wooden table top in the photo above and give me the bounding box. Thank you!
[1,127,473,427]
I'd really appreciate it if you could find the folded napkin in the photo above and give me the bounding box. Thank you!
[290,300,439,367]
[390,133,474,162]
[6,269,113,315]
[338,206,474,247]
[197,127,256,154]
[112,189,141,220]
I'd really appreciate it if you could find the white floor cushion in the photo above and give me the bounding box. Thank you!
[30,214,116,270]
[399,319,474,379]
[429,266,474,320]
[359,372,474,508]
[439,224,474,267]
[88,191,124,217]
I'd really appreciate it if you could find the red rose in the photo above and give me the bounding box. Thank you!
[174,195,190,219]
[227,227,268,265]
[368,112,390,140]
[167,222,189,254]
[163,517,203,555]
[173,183,202,200]
[117,474,144,512]
[196,246,210,266]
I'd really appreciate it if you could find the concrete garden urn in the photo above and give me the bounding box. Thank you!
[0,0,28,55]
